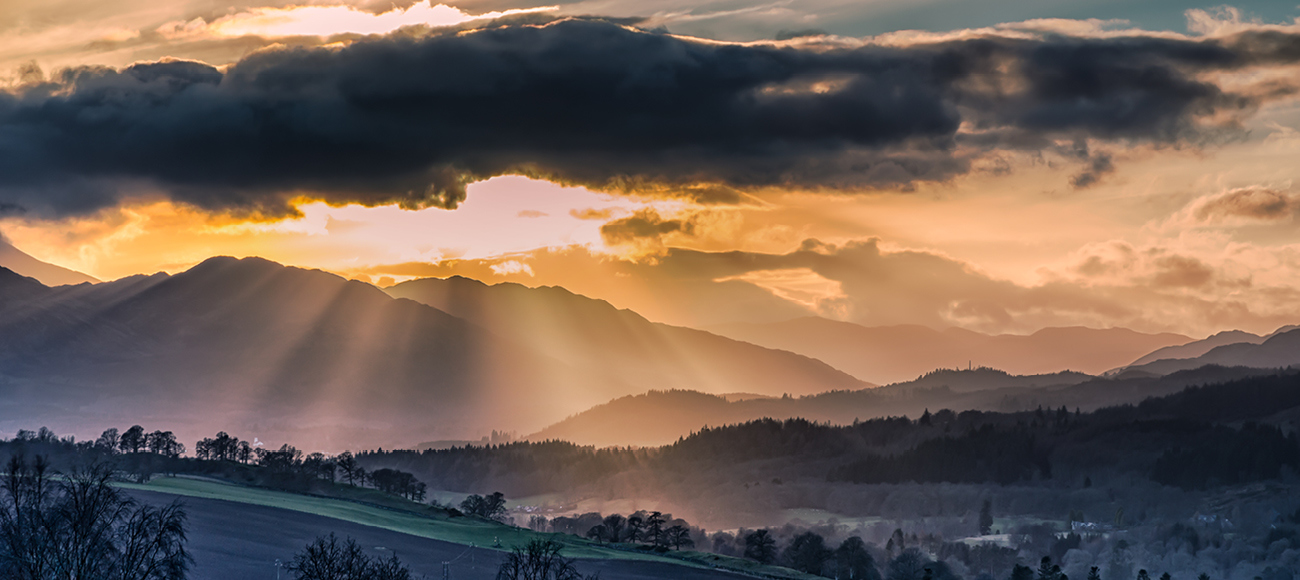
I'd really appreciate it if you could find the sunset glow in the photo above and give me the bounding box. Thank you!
[5,3,1300,576]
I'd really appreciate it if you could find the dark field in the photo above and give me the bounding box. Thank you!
[130,490,748,580]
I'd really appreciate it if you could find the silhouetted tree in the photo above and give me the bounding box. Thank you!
[0,456,191,580]
[784,531,831,575]
[979,499,994,535]
[96,428,120,454]
[836,537,881,580]
[461,492,508,520]
[337,452,359,485]
[288,533,410,580]
[586,524,608,544]
[258,444,303,473]
[645,511,667,547]
[1010,564,1034,580]
[495,539,598,580]
[602,514,625,544]
[888,549,929,580]
[237,440,253,464]
[744,530,777,564]
[196,431,243,462]
[1087,567,1101,580]
[666,525,694,551]
[1136,571,1150,580]
[625,515,644,543]
[147,431,185,458]
[1037,557,1065,580]
[887,529,906,557]
[303,453,336,483]
[370,469,425,501]
[119,425,146,454]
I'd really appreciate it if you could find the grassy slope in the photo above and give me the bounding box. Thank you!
[117,477,823,579]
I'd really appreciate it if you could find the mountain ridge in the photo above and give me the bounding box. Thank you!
[708,316,1191,384]
[0,237,98,286]
[527,364,1279,447]
[385,276,870,398]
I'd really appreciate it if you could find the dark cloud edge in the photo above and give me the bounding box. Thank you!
[1,17,1298,218]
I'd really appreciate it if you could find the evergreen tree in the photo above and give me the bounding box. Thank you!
[979,499,994,535]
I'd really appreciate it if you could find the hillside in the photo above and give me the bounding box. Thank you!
[1124,329,1268,368]
[365,370,1300,529]
[0,259,866,451]
[0,236,98,286]
[122,479,755,580]
[386,277,868,398]
[1125,329,1300,375]
[0,258,636,450]
[707,317,1190,385]
[528,366,1277,447]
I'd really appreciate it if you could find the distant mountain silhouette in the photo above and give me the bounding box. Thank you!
[1123,328,1300,375]
[0,258,662,450]
[0,267,51,306]
[529,365,1275,447]
[707,317,1190,384]
[386,277,868,398]
[0,259,867,451]
[1123,330,1268,368]
[898,367,1092,392]
[0,237,98,286]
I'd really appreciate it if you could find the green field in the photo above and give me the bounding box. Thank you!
[117,477,825,579]
[116,477,661,560]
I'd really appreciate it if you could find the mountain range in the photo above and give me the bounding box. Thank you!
[2,242,1299,452]
[385,276,866,399]
[526,364,1285,446]
[1121,329,1300,376]
[708,317,1190,385]
[0,258,863,450]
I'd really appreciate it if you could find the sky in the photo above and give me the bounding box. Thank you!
[2,0,1300,336]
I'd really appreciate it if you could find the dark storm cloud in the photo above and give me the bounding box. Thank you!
[600,209,695,246]
[2,19,1299,217]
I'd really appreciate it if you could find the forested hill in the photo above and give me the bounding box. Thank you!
[359,370,1300,499]
[528,364,1280,447]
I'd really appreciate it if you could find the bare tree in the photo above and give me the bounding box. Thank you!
[0,456,191,580]
[96,428,121,454]
[495,539,598,580]
[289,533,410,580]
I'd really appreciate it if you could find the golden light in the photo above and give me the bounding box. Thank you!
[158,1,558,40]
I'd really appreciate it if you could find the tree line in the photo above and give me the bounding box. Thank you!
[358,371,1300,499]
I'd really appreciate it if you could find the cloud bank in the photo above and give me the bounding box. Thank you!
[2,18,1299,217]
